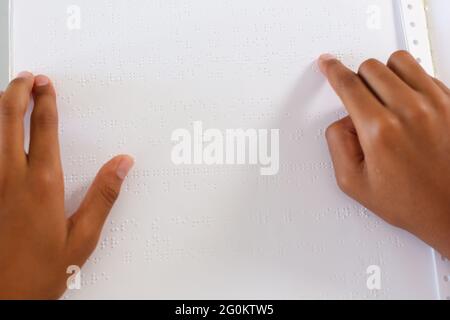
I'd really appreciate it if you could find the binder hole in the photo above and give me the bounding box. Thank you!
[407,4,413,10]
[413,40,419,46]
[416,57,422,63]
[410,22,416,28]
[444,275,449,282]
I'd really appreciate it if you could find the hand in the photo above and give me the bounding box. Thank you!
[320,51,450,258]
[0,72,134,299]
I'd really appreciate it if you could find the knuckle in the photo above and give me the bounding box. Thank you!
[405,96,433,121]
[369,116,401,143]
[325,118,349,142]
[325,122,340,140]
[99,184,120,206]
[38,170,54,185]
[435,92,450,109]
[335,172,354,194]
[30,170,59,195]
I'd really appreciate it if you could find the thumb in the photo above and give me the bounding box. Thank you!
[67,155,134,263]
[326,116,365,197]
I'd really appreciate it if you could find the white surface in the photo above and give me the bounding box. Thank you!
[426,0,450,300]
[428,0,450,83]
[9,0,442,299]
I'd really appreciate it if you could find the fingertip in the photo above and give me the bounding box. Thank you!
[15,71,34,80]
[388,50,413,64]
[10,71,35,89]
[8,71,35,89]
[115,155,135,180]
[32,75,56,99]
[34,75,50,87]
[318,53,337,75]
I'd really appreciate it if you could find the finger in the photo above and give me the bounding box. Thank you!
[325,116,365,197]
[0,71,34,162]
[318,54,389,141]
[387,50,441,95]
[67,155,134,262]
[28,75,61,171]
[358,59,417,114]
[432,78,450,95]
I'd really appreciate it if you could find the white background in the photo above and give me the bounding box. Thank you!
[10,0,437,299]
[1,0,450,300]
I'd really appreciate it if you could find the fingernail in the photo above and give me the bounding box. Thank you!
[35,75,50,87]
[319,53,337,62]
[318,54,337,74]
[116,156,135,180]
[16,71,33,79]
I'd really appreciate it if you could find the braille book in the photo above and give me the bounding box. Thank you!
[8,0,450,299]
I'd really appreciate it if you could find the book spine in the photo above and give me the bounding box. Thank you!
[0,0,10,88]
[399,0,434,74]
[8,0,12,81]
[433,252,450,300]
[400,0,449,300]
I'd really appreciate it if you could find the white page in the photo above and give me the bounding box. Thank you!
[428,0,450,83]
[427,0,450,300]
[11,0,437,299]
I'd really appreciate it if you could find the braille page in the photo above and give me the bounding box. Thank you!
[11,0,438,299]
[427,0,450,300]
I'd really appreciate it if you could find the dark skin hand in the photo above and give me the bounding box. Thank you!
[0,72,134,299]
[320,50,450,259]
[0,50,449,299]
